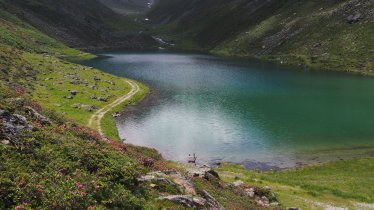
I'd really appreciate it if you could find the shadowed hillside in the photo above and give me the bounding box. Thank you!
[1,0,156,50]
[149,0,374,74]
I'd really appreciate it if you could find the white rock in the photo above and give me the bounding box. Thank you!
[233,180,244,187]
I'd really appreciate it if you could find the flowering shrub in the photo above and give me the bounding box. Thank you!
[15,88,24,95]
[140,155,155,168]
[0,88,167,209]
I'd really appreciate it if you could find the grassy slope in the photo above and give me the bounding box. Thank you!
[4,0,154,50]
[217,159,374,209]
[0,6,136,133]
[149,0,374,75]
[213,0,374,75]
[0,5,258,209]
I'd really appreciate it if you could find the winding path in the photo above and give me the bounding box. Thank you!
[88,80,140,137]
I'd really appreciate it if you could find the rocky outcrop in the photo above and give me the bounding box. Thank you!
[158,195,206,208]
[25,107,51,125]
[137,165,226,209]
[0,109,32,144]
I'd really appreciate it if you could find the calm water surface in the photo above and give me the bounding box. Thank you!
[83,52,374,168]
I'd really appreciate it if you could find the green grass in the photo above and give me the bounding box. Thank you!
[150,0,374,75]
[0,9,90,59]
[217,158,374,209]
[25,53,134,125]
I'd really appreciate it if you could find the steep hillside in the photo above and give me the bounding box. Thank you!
[99,0,153,15]
[1,0,156,50]
[149,0,374,74]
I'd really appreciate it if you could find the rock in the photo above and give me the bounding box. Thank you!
[137,174,174,186]
[93,76,101,81]
[257,196,270,207]
[72,103,80,108]
[270,202,280,206]
[70,90,78,95]
[257,199,265,207]
[0,110,32,144]
[1,140,10,145]
[90,85,98,90]
[90,95,97,100]
[244,188,255,198]
[261,196,269,205]
[158,195,205,208]
[233,180,244,187]
[106,80,115,85]
[201,190,225,209]
[98,97,108,102]
[187,165,220,179]
[149,183,156,188]
[347,12,362,23]
[192,197,207,206]
[263,186,272,191]
[112,112,121,118]
[25,107,51,125]
[66,96,73,99]
[287,208,301,210]
[80,105,96,112]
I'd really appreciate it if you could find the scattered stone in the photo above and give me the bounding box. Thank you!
[70,90,78,95]
[90,95,97,100]
[270,202,280,206]
[261,196,269,205]
[81,104,96,112]
[158,195,205,208]
[112,112,121,118]
[137,174,174,186]
[233,180,244,187]
[25,107,51,125]
[187,165,220,179]
[287,208,301,210]
[106,80,115,85]
[201,190,225,209]
[263,186,272,191]
[70,79,81,85]
[66,96,73,99]
[98,97,108,102]
[244,188,255,198]
[347,12,362,23]
[72,103,80,108]
[1,140,10,145]
[90,85,98,90]
[93,76,101,81]
[150,183,157,188]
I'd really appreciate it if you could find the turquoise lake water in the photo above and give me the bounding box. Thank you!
[83,52,374,169]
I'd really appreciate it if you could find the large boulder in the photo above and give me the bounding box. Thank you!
[0,109,32,144]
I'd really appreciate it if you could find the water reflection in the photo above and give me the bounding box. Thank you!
[83,52,374,168]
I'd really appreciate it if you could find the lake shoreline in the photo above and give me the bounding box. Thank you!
[84,52,374,170]
[116,87,374,171]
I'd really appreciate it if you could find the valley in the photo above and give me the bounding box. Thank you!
[0,0,373,209]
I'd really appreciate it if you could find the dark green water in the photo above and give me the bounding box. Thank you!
[83,52,374,169]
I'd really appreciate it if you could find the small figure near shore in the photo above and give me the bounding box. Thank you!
[188,153,197,165]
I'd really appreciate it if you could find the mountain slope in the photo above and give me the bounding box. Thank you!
[149,0,374,74]
[98,0,153,15]
[2,0,155,49]
[0,3,261,209]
